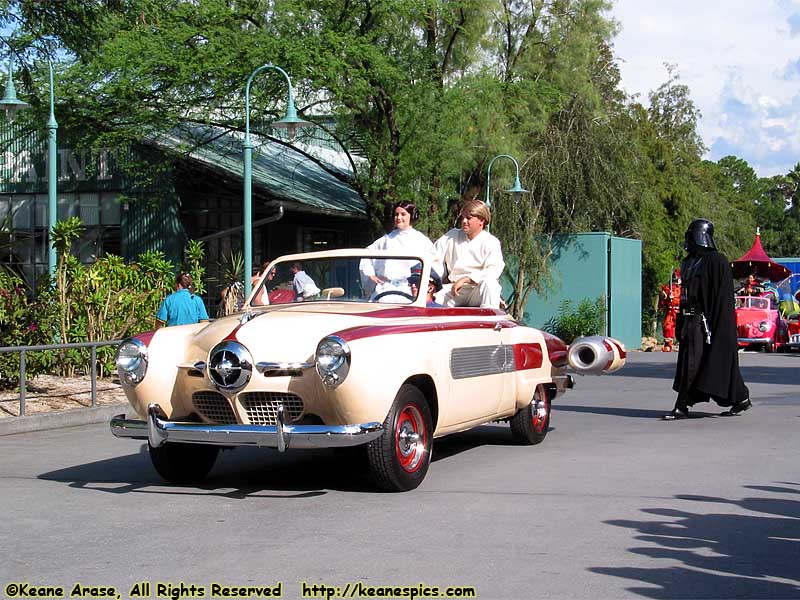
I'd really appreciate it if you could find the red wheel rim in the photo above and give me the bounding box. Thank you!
[531,387,550,434]
[395,404,427,473]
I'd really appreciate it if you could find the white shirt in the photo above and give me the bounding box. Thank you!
[360,228,434,281]
[293,270,321,299]
[433,228,504,284]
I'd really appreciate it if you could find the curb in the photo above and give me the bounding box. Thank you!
[0,404,128,437]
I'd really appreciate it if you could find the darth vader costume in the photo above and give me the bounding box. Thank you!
[665,219,751,420]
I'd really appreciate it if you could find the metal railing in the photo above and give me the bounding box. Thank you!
[0,340,122,417]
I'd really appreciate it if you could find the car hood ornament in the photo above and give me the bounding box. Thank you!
[208,341,253,391]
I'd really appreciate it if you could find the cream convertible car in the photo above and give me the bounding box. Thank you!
[111,249,625,492]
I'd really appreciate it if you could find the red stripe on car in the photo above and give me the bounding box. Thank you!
[223,325,242,342]
[334,320,518,343]
[134,330,156,347]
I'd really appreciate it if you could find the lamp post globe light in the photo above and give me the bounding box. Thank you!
[1,58,30,117]
[243,64,312,298]
[485,154,528,226]
[1,55,58,280]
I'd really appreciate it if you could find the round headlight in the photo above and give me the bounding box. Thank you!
[758,321,769,332]
[116,338,148,386]
[315,336,351,387]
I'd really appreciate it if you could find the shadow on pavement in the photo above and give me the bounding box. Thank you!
[39,443,373,496]
[554,405,719,419]
[590,482,800,598]
[37,426,521,496]
[431,425,527,461]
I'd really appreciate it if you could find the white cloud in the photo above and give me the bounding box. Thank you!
[610,0,800,177]
[779,57,800,80]
[706,73,799,174]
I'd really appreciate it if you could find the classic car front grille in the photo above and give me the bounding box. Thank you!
[192,391,238,424]
[450,345,516,379]
[239,392,304,425]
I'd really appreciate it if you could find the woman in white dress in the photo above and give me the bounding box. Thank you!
[360,201,434,301]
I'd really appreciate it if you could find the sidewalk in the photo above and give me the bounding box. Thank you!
[0,374,129,436]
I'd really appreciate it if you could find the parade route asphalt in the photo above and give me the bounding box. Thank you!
[0,350,798,599]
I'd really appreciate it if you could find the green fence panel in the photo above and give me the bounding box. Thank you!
[608,236,642,349]
[506,232,642,349]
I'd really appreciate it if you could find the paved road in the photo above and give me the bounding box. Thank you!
[1,351,798,599]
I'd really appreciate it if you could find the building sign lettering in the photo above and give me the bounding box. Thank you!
[0,147,116,185]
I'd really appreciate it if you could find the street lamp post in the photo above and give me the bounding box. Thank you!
[45,61,57,280]
[1,55,58,280]
[243,64,312,298]
[485,154,528,213]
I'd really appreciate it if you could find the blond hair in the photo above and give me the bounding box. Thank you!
[460,199,491,225]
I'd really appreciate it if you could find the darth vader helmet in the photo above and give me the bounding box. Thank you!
[684,219,717,251]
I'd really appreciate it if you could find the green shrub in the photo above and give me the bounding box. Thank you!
[3,217,207,380]
[0,272,59,387]
[183,239,206,295]
[44,249,177,376]
[543,297,606,344]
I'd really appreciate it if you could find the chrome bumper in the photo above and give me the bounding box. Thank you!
[110,403,383,451]
[738,337,770,344]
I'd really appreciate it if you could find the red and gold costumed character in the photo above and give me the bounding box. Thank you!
[658,269,681,351]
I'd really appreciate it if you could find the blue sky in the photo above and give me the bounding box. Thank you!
[609,0,800,178]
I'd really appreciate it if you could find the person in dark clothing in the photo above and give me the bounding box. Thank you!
[664,219,751,420]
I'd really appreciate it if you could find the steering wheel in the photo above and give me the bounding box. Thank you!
[373,290,415,302]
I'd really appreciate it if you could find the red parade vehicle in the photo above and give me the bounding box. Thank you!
[734,294,787,352]
[731,230,791,352]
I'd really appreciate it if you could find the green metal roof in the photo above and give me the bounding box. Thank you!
[152,123,366,217]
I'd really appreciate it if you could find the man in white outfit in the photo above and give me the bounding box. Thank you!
[433,199,504,308]
[291,262,321,301]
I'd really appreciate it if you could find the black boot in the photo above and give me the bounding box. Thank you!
[721,398,752,417]
[663,403,689,420]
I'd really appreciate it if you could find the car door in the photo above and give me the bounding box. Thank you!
[441,318,512,427]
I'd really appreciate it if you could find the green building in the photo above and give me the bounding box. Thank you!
[0,122,369,302]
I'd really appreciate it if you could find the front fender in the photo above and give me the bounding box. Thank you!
[120,323,208,419]
[325,333,443,426]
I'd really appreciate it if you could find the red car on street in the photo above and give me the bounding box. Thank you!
[735,295,788,352]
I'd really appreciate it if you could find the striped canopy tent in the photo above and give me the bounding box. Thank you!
[730,229,791,282]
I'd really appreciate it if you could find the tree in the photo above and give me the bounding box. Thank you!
[495,92,641,320]
[3,0,502,237]
[753,166,800,257]
[627,65,713,331]
[9,0,772,338]
[486,1,637,320]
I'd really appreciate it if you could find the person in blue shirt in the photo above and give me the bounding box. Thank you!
[155,273,209,328]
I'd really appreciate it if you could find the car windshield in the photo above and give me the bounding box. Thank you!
[251,255,427,306]
[736,296,769,310]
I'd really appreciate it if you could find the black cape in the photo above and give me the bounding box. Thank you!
[672,250,749,406]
